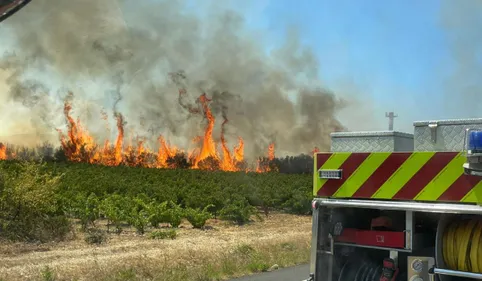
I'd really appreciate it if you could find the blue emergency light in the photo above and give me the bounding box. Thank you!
[463,129,482,177]
[468,130,482,153]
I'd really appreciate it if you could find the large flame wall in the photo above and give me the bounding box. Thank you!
[0,90,277,172]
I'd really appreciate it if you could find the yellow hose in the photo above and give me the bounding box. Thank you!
[442,218,482,273]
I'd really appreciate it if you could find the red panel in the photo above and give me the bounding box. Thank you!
[318,153,370,197]
[352,153,412,198]
[393,152,458,200]
[336,228,357,243]
[316,153,332,170]
[438,174,481,201]
[335,229,405,249]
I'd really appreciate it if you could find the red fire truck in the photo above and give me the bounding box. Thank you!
[304,118,482,281]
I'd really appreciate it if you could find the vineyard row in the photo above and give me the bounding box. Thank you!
[0,160,312,242]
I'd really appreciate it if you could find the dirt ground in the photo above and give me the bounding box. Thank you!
[0,213,312,281]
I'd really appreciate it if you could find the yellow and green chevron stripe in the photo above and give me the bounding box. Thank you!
[314,152,482,203]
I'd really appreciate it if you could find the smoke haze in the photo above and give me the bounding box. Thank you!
[0,0,348,159]
[439,0,482,116]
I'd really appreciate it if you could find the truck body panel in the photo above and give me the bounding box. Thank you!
[330,131,414,153]
[313,151,482,203]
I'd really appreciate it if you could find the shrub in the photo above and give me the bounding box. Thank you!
[84,229,108,245]
[69,193,101,231]
[149,229,177,240]
[144,200,184,228]
[145,201,169,228]
[126,196,150,235]
[282,187,313,215]
[185,204,213,229]
[219,197,257,225]
[100,194,129,234]
[164,201,184,228]
[0,161,70,242]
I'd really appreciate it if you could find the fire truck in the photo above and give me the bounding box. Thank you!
[304,118,482,281]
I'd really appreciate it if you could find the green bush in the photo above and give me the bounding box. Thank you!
[0,161,71,242]
[219,197,257,225]
[164,201,184,228]
[68,193,101,231]
[149,229,177,240]
[126,196,151,235]
[100,194,129,234]
[185,204,213,229]
[145,201,169,228]
[282,187,313,215]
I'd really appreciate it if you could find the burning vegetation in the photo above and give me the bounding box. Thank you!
[0,142,6,160]
[0,0,348,171]
[6,87,281,172]
[0,73,327,173]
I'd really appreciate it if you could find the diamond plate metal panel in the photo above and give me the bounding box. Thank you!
[414,118,482,151]
[394,136,414,152]
[330,131,414,152]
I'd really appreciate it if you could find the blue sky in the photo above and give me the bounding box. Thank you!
[227,0,481,133]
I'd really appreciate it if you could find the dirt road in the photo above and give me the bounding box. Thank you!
[230,264,309,281]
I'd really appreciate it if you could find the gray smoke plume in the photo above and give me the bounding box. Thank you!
[0,0,347,159]
[439,0,482,116]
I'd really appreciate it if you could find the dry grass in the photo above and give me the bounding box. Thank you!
[0,213,312,281]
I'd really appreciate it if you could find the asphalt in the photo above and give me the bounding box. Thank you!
[229,264,310,281]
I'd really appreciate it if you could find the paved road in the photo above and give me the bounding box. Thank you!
[230,264,309,281]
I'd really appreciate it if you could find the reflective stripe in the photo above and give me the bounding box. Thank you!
[461,181,482,203]
[333,153,390,198]
[415,153,466,201]
[314,151,482,202]
[372,152,434,199]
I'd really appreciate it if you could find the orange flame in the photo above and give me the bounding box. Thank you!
[256,142,275,173]
[50,92,276,171]
[233,137,244,163]
[57,96,99,163]
[268,143,275,161]
[0,143,6,160]
[193,93,218,167]
[312,147,320,155]
[157,135,178,168]
[219,113,245,171]
[0,91,282,171]
[114,113,124,166]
